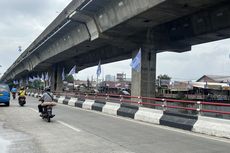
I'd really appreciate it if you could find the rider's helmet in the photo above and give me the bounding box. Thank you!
[44,86,51,92]
[20,86,24,90]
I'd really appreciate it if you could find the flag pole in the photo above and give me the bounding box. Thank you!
[97,75,98,90]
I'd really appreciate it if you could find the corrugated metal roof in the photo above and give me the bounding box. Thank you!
[197,75,230,83]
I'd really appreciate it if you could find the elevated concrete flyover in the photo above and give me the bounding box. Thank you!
[1,0,230,97]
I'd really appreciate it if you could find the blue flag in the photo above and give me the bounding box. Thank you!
[130,48,141,71]
[62,68,65,80]
[68,65,76,76]
[96,60,101,77]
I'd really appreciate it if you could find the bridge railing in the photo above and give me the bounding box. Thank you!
[33,90,230,118]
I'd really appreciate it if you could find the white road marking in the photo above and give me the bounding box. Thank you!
[57,121,81,132]
[29,107,81,132]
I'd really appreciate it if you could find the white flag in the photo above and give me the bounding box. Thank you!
[96,60,101,77]
[41,73,45,80]
[68,65,76,76]
[45,72,49,81]
[62,68,65,81]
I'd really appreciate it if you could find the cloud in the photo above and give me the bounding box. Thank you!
[0,0,71,74]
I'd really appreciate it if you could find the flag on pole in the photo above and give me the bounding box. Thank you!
[45,72,49,81]
[41,73,45,80]
[19,79,22,86]
[62,68,65,81]
[37,75,40,80]
[68,65,76,76]
[130,48,141,72]
[96,60,101,77]
[29,77,33,82]
[18,46,22,52]
[15,80,18,84]
[26,78,28,85]
[49,76,51,86]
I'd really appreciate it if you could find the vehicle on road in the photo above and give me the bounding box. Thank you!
[18,96,26,106]
[12,92,16,99]
[0,84,10,106]
[18,86,26,106]
[40,102,56,122]
[11,87,17,99]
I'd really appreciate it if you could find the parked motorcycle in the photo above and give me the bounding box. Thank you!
[40,102,56,122]
[18,96,26,106]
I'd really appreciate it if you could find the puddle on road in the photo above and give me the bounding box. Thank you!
[0,137,10,153]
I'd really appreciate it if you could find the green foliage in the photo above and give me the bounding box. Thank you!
[66,75,74,83]
[32,80,44,89]
[157,74,171,80]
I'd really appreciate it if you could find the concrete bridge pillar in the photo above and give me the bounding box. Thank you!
[50,64,63,92]
[131,47,156,99]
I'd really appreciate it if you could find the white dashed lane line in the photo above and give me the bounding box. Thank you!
[28,107,81,132]
[56,121,81,132]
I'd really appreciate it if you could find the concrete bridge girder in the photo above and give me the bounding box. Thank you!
[35,23,90,67]
[151,2,230,46]
[2,0,230,95]
[70,11,100,41]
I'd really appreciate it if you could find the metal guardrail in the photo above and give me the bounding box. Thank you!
[30,90,230,116]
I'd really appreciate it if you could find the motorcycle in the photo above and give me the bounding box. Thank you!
[12,92,16,99]
[18,96,26,106]
[40,102,56,122]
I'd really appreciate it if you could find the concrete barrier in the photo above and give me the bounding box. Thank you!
[192,116,230,139]
[39,93,42,97]
[34,93,38,98]
[68,97,78,106]
[82,99,94,110]
[160,111,198,131]
[58,96,65,104]
[117,103,139,119]
[63,96,71,105]
[92,100,106,112]
[75,100,84,108]
[53,95,59,102]
[102,102,121,116]
[135,107,163,125]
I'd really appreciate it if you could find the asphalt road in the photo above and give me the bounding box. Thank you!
[0,96,230,153]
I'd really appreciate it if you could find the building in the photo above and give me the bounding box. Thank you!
[105,75,115,81]
[197,75,230,83]
[98,81,131,95]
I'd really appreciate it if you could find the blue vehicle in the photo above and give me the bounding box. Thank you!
[0,84,10,106]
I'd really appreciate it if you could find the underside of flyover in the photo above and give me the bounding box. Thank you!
[21,0,230,73]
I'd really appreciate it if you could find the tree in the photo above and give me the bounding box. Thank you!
[66,75,74,83]
[157,74,171,80]
[157,74,171,96]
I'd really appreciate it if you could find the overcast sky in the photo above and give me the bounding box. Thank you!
[0,0,230,82]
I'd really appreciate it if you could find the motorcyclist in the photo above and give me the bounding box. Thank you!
[38,86,54,117]
[11,86,17,99]
[18,86,26,100]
